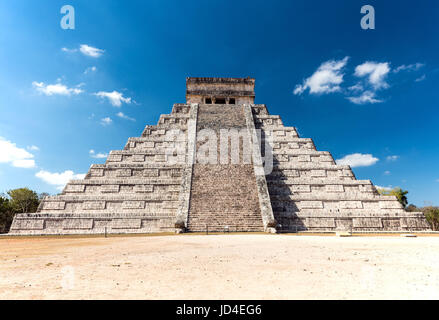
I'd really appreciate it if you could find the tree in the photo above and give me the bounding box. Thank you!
[0,188,42,233]
[377,187,409,209]
[423,207,439,231]
[39,192,50,201]
[7,188,40,214]
[0,195,14,233]
[406,204,418,212]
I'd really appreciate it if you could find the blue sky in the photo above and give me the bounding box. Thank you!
[0,0,438,206]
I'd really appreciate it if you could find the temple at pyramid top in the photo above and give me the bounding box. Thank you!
[186,77,255,104]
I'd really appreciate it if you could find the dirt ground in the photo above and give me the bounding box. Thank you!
[0,234,438,300]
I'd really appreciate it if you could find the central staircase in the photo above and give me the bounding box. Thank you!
[186,104,264,232]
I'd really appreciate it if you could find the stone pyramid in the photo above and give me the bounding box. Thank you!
[10,77,430,235]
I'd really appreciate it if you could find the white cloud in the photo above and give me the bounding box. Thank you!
[384,170,391,175]
[348,83,364,92]
[336,153,379,168]
[89,149,108,159]
[354,61,390,89]
[294,56,425,106]
[0,137,36,169]
[294,57,349,95]
[61,47,78,53]
[62,45,104,58]
[100,117,113,126]
[347,91,382,105]
[94,91,132,107]
[84,66,97,74]
[415,74,426,82]
[116,112,136,121]
[79,44,104,58]
[36,170,86,190]
[27,145,40,151]
[386,155,399,161]
[393,63,424,73]
[375,185,393,191]
[32,81,83,96]
[12,159,36,168]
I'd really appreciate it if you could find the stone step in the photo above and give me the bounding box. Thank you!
[188,219,263,222]
[106,155,187,163]
[86,169,184,179]
[269,150,332,156]
[261,137,312,143]
[270,194,401,201]
[188,226,263,230]
[187,226,264,232]
[42,194,179,201]
[72,178,182,185]
[38,210,175,219]
[186,104,264,233]
[109,149,186,156]
[266,179,372,185]
[188,221,264,225]
[128,136,187,143]
[171,104,191,113]
[270,164,351,170]
[188,215,263,219]
[273,212,416,219]
[90,163,184,169]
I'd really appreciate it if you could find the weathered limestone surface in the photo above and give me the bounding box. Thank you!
[10,104,192,235]
[251,103,429,232]
[186,104,266,232]
[174,104,198,230]
[9,77,430,235]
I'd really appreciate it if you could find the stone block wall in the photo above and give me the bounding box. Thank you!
[10,104,192,235]
[251,104,430,232]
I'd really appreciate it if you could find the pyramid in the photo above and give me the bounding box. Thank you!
[10,77,430,235]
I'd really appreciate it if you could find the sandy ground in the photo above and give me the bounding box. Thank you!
[0,234,439,300]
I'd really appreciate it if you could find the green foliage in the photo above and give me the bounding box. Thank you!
[406,204,418,212]
[423,207,439,231]
[0,195,14,233]
[7,188,40,214]
[0,188,42,233]
[377,187,409,208]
